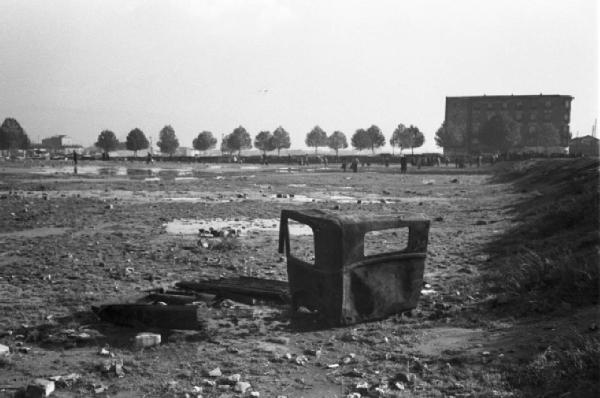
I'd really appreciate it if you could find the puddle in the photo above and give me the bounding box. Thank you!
[164,218,312,236]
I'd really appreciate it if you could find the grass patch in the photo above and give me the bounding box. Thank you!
[483,159,599,309]
[508,332,600,397]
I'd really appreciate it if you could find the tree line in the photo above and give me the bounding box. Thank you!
[0,117,427,157]
[95,124,426,157]
[434,114,567,153]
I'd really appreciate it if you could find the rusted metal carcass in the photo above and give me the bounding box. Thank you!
[279,209,430,325]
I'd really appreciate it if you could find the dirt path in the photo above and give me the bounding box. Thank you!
[0,162,596,397]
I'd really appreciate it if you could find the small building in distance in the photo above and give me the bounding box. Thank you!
[41,134,73,148]
[569,135,599,157]
[443,94,573,155]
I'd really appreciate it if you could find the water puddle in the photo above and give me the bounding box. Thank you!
[164,218,312,236]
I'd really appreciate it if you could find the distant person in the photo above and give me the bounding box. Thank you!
[350,157,359,173]
[341,159,347,172]
[72,150,78,175]
[477,155,482,168]
[323,157,328,168]
[400,156,407,174]
[146,153,153,164]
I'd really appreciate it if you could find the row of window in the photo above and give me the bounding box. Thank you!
[472,110,570,122]
[471,99,570,111]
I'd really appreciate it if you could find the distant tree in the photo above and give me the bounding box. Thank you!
[0,118,30,152]
[125,128,149,157]
[479,115,520,152]
[527,123,561,147]
[220,138,233,155]
[390,124,407,155]
[193,131,217,153]
[305,125,328,154]
[364,124,386,154]
[157,125,179,156]
[327,131,348,158]
[434,121,464,151]
[95,130,119,156]
[254,130,276,154]
[395,125,425,155]
[351,128,369,152]
[224,126,252,155]
[272,126,291,156]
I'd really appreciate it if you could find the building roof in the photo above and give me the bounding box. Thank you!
[446,94,573,100]
[570,135,599,143]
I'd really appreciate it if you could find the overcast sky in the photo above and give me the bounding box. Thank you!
[0,0,597,151]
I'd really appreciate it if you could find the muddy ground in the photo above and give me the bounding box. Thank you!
[0,160,597,397]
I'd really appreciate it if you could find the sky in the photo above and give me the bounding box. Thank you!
[0,0,597,152]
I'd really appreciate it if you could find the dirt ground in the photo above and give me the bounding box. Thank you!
[0,160,597,398]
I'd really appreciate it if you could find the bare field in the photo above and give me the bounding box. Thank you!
[0,160,597,398]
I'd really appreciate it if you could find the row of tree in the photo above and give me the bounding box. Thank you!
[434,114,566,152]
[95,124,426,156]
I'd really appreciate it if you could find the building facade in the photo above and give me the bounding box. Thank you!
[569,135,599,157]
[443,94,573,155]
[41,135,73,149]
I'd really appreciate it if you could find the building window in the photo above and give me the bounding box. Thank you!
[487,103,493,110]
[529,125,537,134]
[530,113,536,121]
[502,102,508,109]
[545,100,552,108]
[564,113,569,121]
[564,100,570,108]
[515,111,523,121]
[544,110,551,121]
[516,101,523,109]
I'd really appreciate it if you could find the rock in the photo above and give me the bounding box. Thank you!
[48,373,81,388]
[105,204,113,210]
[267,336,290,345]
[589,322,598,331]
[100,358,124,377]
[450,178,459,183]
[393,382,405,390]
[25,379,55,398]
[208,367,222,377]
[475,220,487,225]
[394,372,415,384]
[434,216,444,222]
[326,363,339,369]
[219,374,241,385]
[355,381,369,390]
[93,383,107,394]
[98,347,111,356]
[294,355,308,366]
[304,348,322,358]
[234,381,251,393]
[0,343,9,356]
[346,393,361,398]
[18,346,31,353]
[134,332,161,349]
[250,392,260,397]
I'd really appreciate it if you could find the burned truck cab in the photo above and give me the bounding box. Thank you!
[278,209,430,325]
